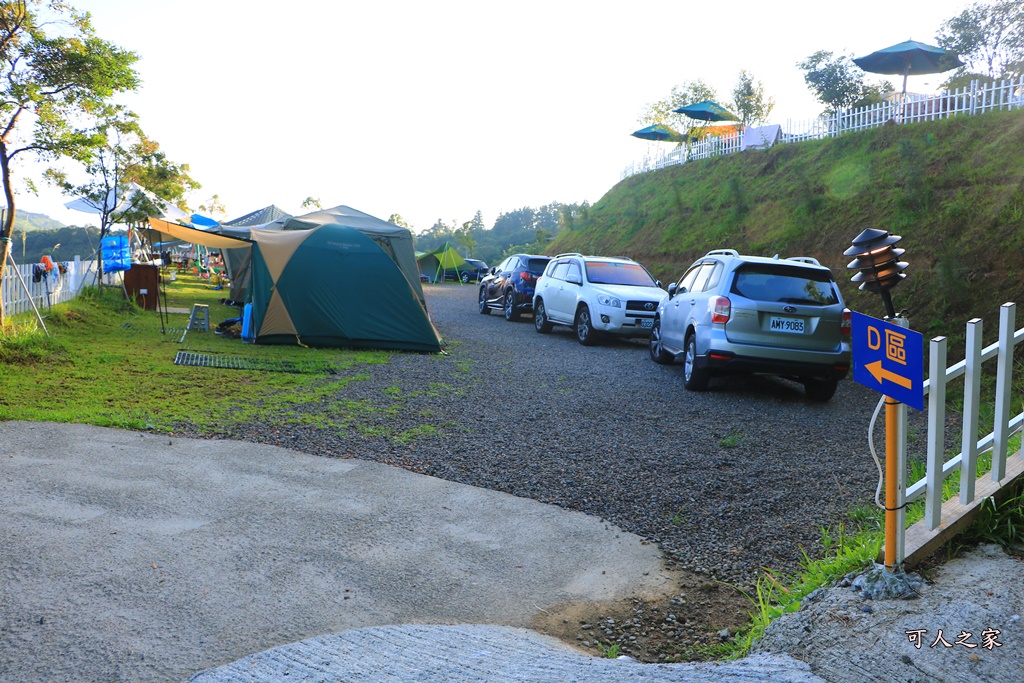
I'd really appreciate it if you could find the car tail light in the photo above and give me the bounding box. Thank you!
[710,296,731,324]
[520,272,536,282]
[841,308,851,336]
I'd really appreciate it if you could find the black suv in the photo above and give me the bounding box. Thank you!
[479,253,551,321]
[450,258,489,283]
[430,258,489,283]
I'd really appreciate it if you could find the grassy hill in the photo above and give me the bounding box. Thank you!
[549,110,1024,341]
[13,209,66,232]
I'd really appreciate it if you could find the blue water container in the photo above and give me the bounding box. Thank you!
[241,303,254,342]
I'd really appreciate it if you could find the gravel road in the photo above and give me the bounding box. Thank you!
[217,284,888,588]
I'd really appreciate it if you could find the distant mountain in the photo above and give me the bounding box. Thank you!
[11,209,66,232]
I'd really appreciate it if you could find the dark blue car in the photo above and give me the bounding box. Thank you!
[478,254,551,321]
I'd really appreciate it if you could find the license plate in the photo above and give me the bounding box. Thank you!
[638,318,654,329]
[769,317,804,334]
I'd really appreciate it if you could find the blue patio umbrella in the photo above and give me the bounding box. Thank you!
[853,39,964,95]
[673,100,739,122]
[631,123,687,143]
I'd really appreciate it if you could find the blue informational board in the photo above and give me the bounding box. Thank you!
[851,311,924,410]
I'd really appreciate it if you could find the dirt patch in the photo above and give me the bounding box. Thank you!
[531,564,754,662]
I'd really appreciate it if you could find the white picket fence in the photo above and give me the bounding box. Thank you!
[899,302,1024,564]
[624,77,1024,178]
[1,255,98,318]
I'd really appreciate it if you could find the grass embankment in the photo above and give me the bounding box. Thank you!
[0,273,390,433]
[549,109,1024,657]
[551,109,1024,343]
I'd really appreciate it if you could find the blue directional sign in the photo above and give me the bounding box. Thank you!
[851,311,924,410]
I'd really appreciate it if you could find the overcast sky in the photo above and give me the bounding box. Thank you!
[14,0,971,233]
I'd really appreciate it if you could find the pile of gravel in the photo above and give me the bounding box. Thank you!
[193,286,890,590]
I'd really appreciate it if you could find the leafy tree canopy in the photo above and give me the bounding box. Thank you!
[0,0,140,322]
[638,80,717,135]
[731,70,776,127]
[45,104,197,236]
[414,202,588,265]
[798,50,893,114]
[388,213,411,230]
[937,0,1024,84]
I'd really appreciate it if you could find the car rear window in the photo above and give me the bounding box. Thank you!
[585,261,658,287]
[730,264,839,305]
[527,258,550,274]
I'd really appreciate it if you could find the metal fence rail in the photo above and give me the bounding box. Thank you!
[624,77,1024,179]
[1,255,97,318]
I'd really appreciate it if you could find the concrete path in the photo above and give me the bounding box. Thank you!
[185,624,822,683]
[0,421,677,682]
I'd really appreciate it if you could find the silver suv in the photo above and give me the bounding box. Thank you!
[533,253,667,345]
[648,249,851,401]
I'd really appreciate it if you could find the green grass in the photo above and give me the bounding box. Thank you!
[0,276,397,434]
[724,523,884,657]
[548,109,1024,343]
[719,430,744,448]
[722,449,1024,660]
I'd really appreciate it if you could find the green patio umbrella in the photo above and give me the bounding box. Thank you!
[673,100,739,122]
[631,123,687,143]
[853,39,964,96]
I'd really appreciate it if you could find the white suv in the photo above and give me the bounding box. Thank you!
[533,253,668,345]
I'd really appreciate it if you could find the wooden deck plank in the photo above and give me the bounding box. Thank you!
[898,451,1024,568]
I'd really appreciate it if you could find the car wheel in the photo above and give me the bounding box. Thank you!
[478,287,490,315]
[804,378,839,402]
[683,333,710,391]
[575,305,598,346]
[461,272,470,284]
[503,289,520,321]
[649,317,673,365]
[534,299,552,333]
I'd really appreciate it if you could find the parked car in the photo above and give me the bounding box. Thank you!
[454,259,489,283]
[532,253,667,345]
[478,254,551,321]
[426,259,489,284]
[648,249,851,401]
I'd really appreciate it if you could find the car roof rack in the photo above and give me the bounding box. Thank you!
[554,252,583,258]
[785,256,822,266]
[705,249,739,257]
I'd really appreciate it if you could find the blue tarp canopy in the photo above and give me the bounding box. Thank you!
[191,214,220,228]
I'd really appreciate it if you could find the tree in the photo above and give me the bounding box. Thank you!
[388,213,411,230]
[797,51,893,114]
[634,81,716,126]
[130,147,198,216]
[937,1,1024,82]
[455,220,476,257]
[797,51,866,113]
[46,104,195,284]
[492,207,535,236]
[0,1,139,324]
[46,105,194,239]
[301,196,322,211]
[198,194,227,219]
[731,70,776,126]
[638,79,717,135]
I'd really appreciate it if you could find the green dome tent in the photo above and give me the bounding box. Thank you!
[248,224,442,352]
[219,205,428,309]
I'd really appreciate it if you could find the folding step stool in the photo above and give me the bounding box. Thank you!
[187,304,210,332]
